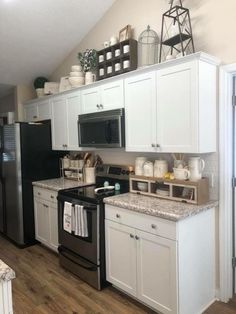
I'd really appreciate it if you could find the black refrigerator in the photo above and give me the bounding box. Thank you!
[0,121,63,246]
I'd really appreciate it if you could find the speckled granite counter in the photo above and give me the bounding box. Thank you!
[32,178,90,192]
[104,193,218,222]
[0,260,15,282]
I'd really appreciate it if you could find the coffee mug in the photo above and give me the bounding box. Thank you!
[98,55,104,63]
[99,68,104,76]
[106,51,112,60]
[103,41,109,48]
[115,63,121,71]
[123,45,130,54]
[115,49,120,57]
[123,60,130,69]
[107,66,112,74]
[173,168,190,180]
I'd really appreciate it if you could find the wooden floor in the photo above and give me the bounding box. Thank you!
[0,236,236,314]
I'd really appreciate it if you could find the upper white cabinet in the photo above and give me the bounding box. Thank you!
[51,91,81,151]
[125,54,218,153]
[24,99,51,122]
[81,80,124,114]
[125,72,156,152]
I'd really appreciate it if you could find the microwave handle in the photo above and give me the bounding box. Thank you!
[105,121,111,144]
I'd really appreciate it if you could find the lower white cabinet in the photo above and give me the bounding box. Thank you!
[33,186,58,252]
[0,280,13,314]
[105,204,215,314]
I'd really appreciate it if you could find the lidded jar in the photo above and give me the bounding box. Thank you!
[154,160,168,178]
[135,157,147,175]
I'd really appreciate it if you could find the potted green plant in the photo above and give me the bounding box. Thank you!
[78,49,97,84]
[33,77,48,98]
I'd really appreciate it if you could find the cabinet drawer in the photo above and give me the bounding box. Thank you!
[105,205,176,240]
[33,186,57,203]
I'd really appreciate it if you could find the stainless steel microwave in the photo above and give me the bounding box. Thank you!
[78,108,125,148]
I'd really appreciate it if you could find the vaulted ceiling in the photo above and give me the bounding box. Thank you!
[0,0,115,89]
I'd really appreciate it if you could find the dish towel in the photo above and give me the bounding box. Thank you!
[74,205,88,237]
[63,201,73,233]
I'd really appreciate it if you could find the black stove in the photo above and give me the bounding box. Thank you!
[57,164,132,290]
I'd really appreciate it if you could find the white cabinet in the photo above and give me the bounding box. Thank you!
[125,54,218,153]
[81,80,124,114]
[105,204,215,314]
[24,99,51,122]
[33,186,58,252]
[136,229,177,313]
[105,221,137,297]
[0,280,13,314]
[51,91,81,150]
[125,72,156,152]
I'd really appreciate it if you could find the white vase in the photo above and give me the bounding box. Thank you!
[36,88,44,98]
[85,72,96,85]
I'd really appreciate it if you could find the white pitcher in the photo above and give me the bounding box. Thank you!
[188,157,205,181]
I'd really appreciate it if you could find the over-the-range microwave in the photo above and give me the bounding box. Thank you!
[78,108,125,148]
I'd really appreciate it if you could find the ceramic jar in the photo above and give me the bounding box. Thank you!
[143,161,154,177]
[154,160,168,178]
[135,157,147,175]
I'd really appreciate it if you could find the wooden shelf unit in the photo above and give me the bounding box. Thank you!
[97,39,138,80]
[129,175,209,205]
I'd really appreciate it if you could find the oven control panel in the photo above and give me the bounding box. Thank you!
[96,164,134,180]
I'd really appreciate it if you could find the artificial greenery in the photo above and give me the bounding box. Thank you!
[33,77,48,89]
[78,49,97,72]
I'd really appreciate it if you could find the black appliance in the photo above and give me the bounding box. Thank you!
[78,108,125,148]
[0,121,63,246]
[57,164,131,290]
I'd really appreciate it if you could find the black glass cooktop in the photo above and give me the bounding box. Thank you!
[58,177,129,204]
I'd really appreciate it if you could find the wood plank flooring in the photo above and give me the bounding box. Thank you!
[0,235,236,314]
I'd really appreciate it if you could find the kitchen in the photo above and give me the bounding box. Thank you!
[1,1,234,313]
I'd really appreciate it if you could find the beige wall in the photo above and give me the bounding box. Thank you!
[15,85,36,121]
[50,0,236,81]
[0,92,15,113]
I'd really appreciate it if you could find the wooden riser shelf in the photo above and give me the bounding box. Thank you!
[129,175,209,205]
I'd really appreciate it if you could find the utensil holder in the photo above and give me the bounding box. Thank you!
[84,167,95,184]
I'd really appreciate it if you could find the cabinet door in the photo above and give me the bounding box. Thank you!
[81,86,100,114]
[66,92,81,150]
[105,220,137,297]
[37,100,51,121]
[51,97,68,150]
[24,104,38,122]
[34,198,50,245]
[125,72,156,152]
[49,203,58,252]
[136,230,177,314]
[100,80,124,111]
[156,61,198,152]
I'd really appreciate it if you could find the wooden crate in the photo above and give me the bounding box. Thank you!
[129,175,209,205]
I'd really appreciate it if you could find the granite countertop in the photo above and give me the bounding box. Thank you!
[0,260,15,281]
[104,193,218,222]
[32,177,90,191]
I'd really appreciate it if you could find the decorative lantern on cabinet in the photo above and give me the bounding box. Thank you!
[159,0,195,62]
[138,25,159,67]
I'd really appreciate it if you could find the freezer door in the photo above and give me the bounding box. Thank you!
[3,124,24,244]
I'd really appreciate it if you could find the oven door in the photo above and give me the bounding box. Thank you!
[58,195,99,265]
[78,108,125,148]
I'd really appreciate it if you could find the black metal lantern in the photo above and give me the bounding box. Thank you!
[159,0,195,62]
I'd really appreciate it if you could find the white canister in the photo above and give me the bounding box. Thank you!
[115,63,121,71]
[188,157,205,181]
[84,167,95,184]
[135,157,147,175]
[143,161,154,177]
[63,156,70,169]
[154,160,168,178]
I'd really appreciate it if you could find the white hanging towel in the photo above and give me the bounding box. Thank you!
[63,202,73,233]
[74,205,88,237]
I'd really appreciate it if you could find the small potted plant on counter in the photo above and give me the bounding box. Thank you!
[34,77,48,98]
[78,49,97,85]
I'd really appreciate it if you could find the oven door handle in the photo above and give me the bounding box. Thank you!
[58,247,97,271]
